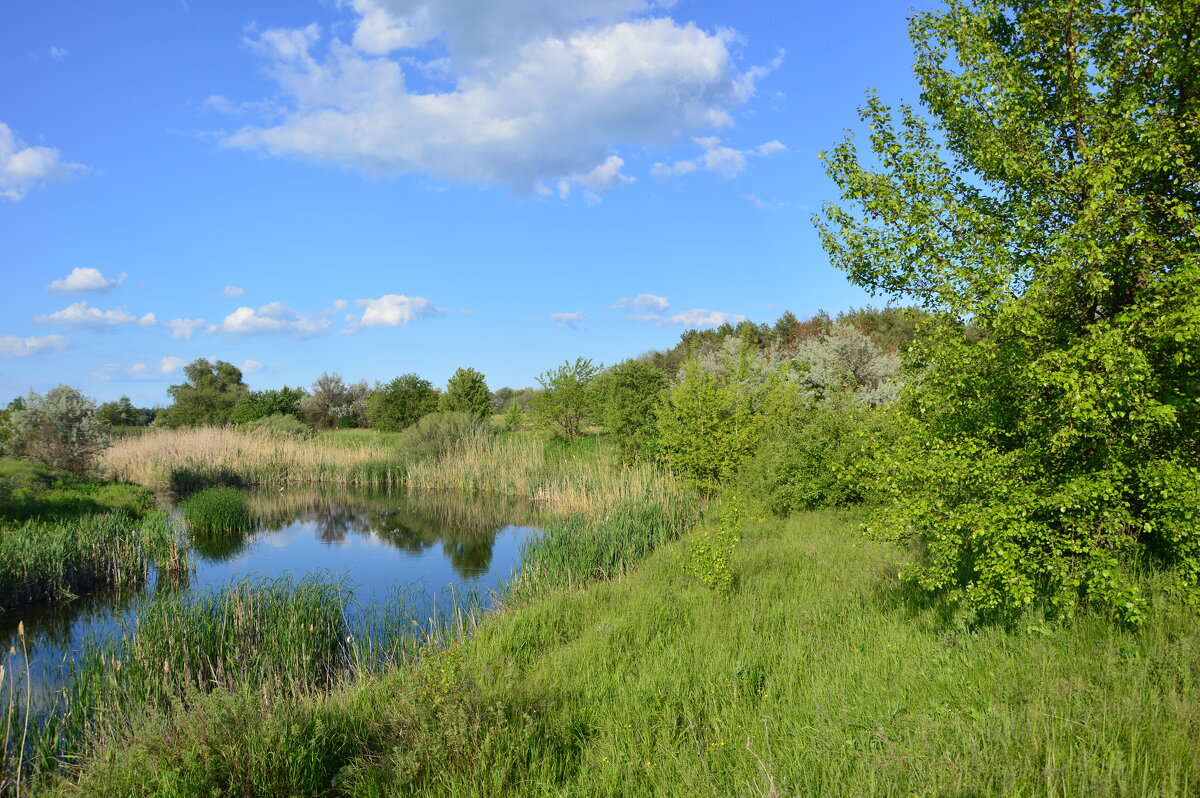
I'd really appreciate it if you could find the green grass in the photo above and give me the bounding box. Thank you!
[0,510,183,610]
[47,510,1200,796]
[180,487,253,534]
[0,457,154,523]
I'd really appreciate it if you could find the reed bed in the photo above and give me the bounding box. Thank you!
[100,427,407,489]
[0,511,184,610]
[404,431,682,517]
[180,487,253,534]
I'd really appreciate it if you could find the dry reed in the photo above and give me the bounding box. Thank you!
[100,427,404,489]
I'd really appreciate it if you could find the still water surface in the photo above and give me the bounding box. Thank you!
[0,486,540,694]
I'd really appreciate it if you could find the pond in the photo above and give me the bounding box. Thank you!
[0,486,542,699]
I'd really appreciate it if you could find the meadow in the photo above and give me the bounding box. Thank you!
[50,509,1200,797]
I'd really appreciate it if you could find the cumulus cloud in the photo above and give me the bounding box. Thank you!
[163,318,209,340]
[34,301,157,330]
[45,267,127,295]
[550,312,585,328]
[158,356,187,374]
[651,136,785,181]
[240,358,266,374]
[219,2,772,194]
[222,285,246,297]
[0,122,87,201]
[629,308,746,328]
[611,293,669,312]
[556,156,633,203]
[220,301,331,338]
[0,334,71,357]
[343,294,443,333]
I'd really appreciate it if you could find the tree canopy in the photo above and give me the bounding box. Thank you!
[159,360,249,428]
[440,367,492,419]
[816,0,1200,623]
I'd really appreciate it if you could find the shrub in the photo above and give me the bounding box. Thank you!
[244,413,314,438]
[367,374,439,432]
[394,412,492,463]
[736,403,903,517]
[181,487,254,534]
[439,368,491,419]
[4,385,111,475]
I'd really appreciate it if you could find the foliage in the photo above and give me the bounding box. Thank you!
[367,373,440,432]
[96,396,138,427]
[531,358,601,442]
[440,367,492,419]
[158,360,250,428]
[393,412,492,463]
[682,499,741,595]
[231,387,307,425]
[301,373,370,429]
[793,322,901,406]
[0,460,154,523]
[502,400,525,432]
[736,402,905,517]
[4,386,111,476]
[181,487,254,534]
[656,339,806,491]
[591,359,667,460]
[815,0,1200,623]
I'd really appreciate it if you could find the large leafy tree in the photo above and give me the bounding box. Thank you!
[440,367,492,419]
[816,0,1199,622]
[366,373,439,432]
[532,358,602,442]
[159,360,249,427]
[591,359,666,458]
[6,386,110,475]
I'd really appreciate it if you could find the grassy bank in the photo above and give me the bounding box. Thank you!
[48,510,1199,796]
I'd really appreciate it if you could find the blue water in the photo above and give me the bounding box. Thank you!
[0,487,540,698]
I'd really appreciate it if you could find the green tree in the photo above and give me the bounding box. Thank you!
[159,360,249,427]
[97,396,139,427]
[657,341,806,491]
[440,367,491,419]
[6,386,110,474]
[231,387,306,424]
[592,359,667,458]
[531,358,601,442]
[366,374,439,432]
[815,0,1200,623]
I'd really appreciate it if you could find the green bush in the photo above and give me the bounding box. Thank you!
[181,487,253,534]
[394,412,492,463]
[736,403,903,517]
[243,413,314,438]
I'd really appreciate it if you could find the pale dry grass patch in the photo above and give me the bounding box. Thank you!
[101,427,402,488]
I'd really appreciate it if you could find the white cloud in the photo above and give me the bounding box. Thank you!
[612,293,669,312]
[550,312,585,328]
[48,46,69,61]
[220,3,771,194]
[222,285,246,297]
[557,155,634,202]
[163,318,208,340]
[34,301,157,330]
[239,358,266,374]
[158,356,187,374]
[344,294,443,333]
[0,334,71,357]
[629,308,746,328]
[651,136,785,181]
[221,301,332,338]
[332,298,349,310]
[0,122,87,201]
[45,267,127,295]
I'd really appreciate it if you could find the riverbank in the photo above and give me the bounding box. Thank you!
[50,510,1200,796]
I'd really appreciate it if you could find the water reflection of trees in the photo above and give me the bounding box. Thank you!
[247,488,541,579]
[0,584,144,659]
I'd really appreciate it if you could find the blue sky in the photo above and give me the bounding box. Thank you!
[1,0,933,406]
